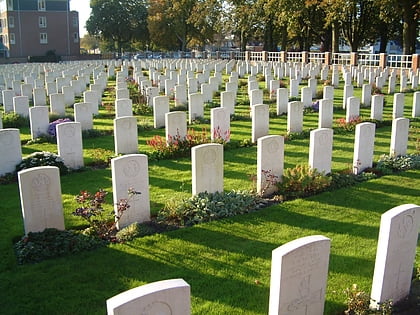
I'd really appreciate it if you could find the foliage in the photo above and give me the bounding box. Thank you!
[14,228,104,264]
[15,151,68,175]
[47,118,72,137]
[72,189,135,241]
[2,112,29,128]
[344,284,392,315]
[132,103,153,115]
[158,190,262,227]
[376,154,420,174]
[276,165,331,200]
[82,129,113,139]
[147,128,210,160]
[85,148,116,169]
[328,172,377,190]
[336,116,363,132]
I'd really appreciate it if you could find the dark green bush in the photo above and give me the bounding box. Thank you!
[2,112,29,128]
[15,151,68,175]
[14,228,105,264]
[158,190,262,227]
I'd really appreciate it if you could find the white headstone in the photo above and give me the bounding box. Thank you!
[390,117,409,156]
[301,87,312,108]
[115,99,133,118]
[74,102,93,131]
[342,84,354,109]
[361,84,371,106]
[2,90,16,112]
[114,116,138,154]
[318,99,333,129]
[221,91,235,116]
[175,84,187,106]
[346,96,360,123]
[269,235,331,315]
[251,104,269,143]
[106,279,191,315]
[18,166,65,234]
[371,94,384,121]
[192,143,223,195]
[49,93,66,116]
[370,204,420,309]
[62,86,75,106]
[309,128,333,174]
[33,88,47,106]
[287,101,303,134]
[257,135,284,197]
[165,111,187,144]
[153,96,169,128]
[188,92,204,123]
[0,128,22,176]
[111,154,150,229]
[13,96,29,117]
[83,90,99,115]
[392,93,405,119]
[29,106,49,139]
[276,88,288,115]
[210,107,230,143]
[56,122,84,169]
[116,88,130,100]
[413,91,420,118]
[353,122,375,174]
[289,79,299,97]
[201,83,213,103]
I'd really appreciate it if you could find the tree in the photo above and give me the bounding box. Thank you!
[86,0,148,53]
[80,34,100,53]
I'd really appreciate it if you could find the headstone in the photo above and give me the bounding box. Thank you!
[62,86,75,106]
[116,88,130,100]
[269,80,280,100]
[115,99,133,118]
[250,89,263,107]
[287,101,303,134]
[192,143,223,195]
[309,128,333,174]
[146,87,159,106]
[74,102,93,131]
[114,116,138,154]
[388,75,396,94]
[84,90,99,115]
[175,84,187,106]
[400,72,407,92]
[29,106,49,139]
[210,107,230,143]
[370,204,420,309]
[390,118,409,156]
[257,135,284,197]
[371,94,384,121]
[392,93,404,119]
[187,78,198,94]
[362,84,371,106]
[308,78,317,97]
[49,93,65,116]
[0,128,22,176]
[111,154,150,229]
[46,82,57,96]
[106,278,191,315]
[276,88,288,115]
[153,96,169,128]
[346,96,360,123]
[220,91,235,116]
[318,99,333,128]
[301,87,312,108]
[413,91,420,117]
[18,166,65,234]
[56,122,84,169]
[269,235,331,315]
[20,83,33,99]
[353,122,375,174]
[251,104,269,143]
[2,90,16,112]
[188,92,204,123]
[13,96,29,117]
[165,111,187,144]
[342,84,354,109]
[33,88,47,106]
[201,83,213,103]
[289,79,299,97]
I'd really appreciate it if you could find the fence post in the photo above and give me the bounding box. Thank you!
[302,51,309,64]
[324,52,331,65]
[280,51,287,63]
[379,53,387,69]
[262,51,268,62]
[412,54,419,71]
[350,52,358,66]
[245,51,251,61]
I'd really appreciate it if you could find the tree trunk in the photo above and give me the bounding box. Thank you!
[332,23,339,53]
[280,25,287,52]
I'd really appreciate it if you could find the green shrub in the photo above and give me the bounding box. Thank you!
[133,103,153,115]
[115,222,161,242]
[376,154,420,174]
[328,172,377,190]
[14,228,105,264]
[276,165,331,200]
[158,190,262,227]
[15,151,68,175]
[2,112,29,128]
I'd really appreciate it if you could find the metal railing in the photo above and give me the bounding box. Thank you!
[387,54,412,69]
[332,53,351,65]
[358,53,380,67]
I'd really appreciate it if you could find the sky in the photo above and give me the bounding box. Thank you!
[69,0,91,37]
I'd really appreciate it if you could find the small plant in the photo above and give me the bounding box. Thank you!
[15,151,68,175]
[371,84,383,95]
[158,190,262,227]
[2,112,29,128]
[276,165,331,200]
[336,116,363,132]
[212,126,230,144]
[132,103,153,115]
[47,118,72,137]
[86,148,116,169]
[259,169,280,197]
[376,154,420,174]
[344,284,371,315]
[72,188,137,241]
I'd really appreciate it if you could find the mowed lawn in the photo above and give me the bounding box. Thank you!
[0,67,419,314]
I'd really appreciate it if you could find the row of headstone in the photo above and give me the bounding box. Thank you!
[103,204,418,314]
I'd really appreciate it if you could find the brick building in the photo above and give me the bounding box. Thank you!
[0,0,79,58]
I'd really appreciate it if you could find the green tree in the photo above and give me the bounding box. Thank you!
[86,0,149,53]
[80,34,100,53]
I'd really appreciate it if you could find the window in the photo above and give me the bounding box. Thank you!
[73,32,79,43]
[38,0,46,11]
[40,32,47,44]
[9,33,14,44]
[8,16,14,28]
[39,16,47,28]
[72,15,78,28]
[7,0,13,11]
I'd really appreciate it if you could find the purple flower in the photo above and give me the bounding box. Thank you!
[48,118,72,137]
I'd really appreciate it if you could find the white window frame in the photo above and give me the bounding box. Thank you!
[39,16,47,28]
[8,16,14,28]
[40,32,48,44]
[9,32,15,44]
[7,0,13,11]
[72,15,78,28]
[38,0,46,11]
[73,32,79,43]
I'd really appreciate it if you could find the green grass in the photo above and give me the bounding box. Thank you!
[0,70,419,314]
